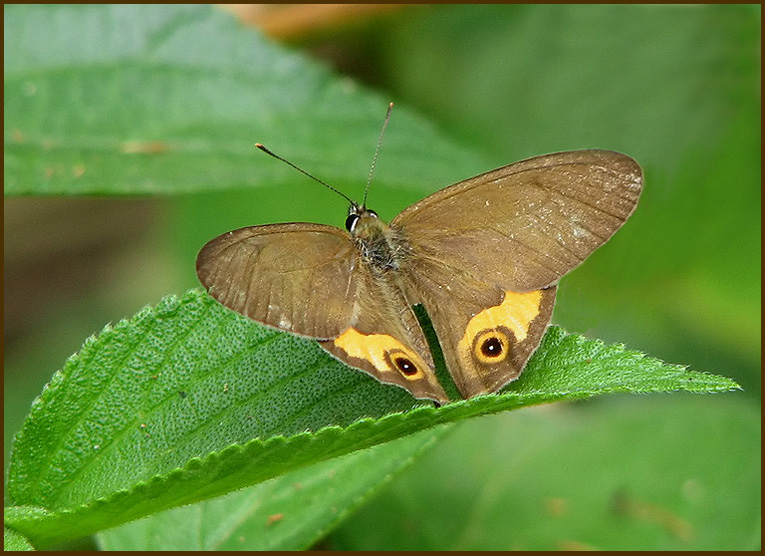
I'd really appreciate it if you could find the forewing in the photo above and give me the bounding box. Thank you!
[196,223,357,339]
[392,150,643,292]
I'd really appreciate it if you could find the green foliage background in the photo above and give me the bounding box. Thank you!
[4,4,760,550]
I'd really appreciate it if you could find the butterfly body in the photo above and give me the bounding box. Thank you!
[197,149,642,404]
[348,208,408,273]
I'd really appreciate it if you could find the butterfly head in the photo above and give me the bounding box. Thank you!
[345,204,382,237]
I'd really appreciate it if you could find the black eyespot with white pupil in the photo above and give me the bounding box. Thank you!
[394,356,418,376]
[385,348,421,379]
[481,336,504,358]
[472,329,510,364]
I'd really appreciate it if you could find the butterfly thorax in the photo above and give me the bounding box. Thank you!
[346,206,409,273]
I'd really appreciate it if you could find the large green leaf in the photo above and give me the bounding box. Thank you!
[97,426,449,551]
[4,4,484,197]
[5,290,737,548]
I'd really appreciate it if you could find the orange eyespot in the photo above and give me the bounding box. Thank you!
[473,329,509,364]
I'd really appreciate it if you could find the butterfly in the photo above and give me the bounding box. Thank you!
[197,133,642,404]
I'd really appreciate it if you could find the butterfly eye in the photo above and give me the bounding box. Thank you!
[345,213,360,232]
[367,210,378,219]
[473,329,510,364]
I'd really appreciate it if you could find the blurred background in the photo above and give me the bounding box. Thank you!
[4,4,760,549]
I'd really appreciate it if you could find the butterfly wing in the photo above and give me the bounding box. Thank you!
[318,266,448,402]
[393,150,642,292]
[196,223,448,402]
[397,252,557,398]
[197,223,358,338]
[392,150,642,398]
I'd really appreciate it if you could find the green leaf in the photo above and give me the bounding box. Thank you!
[4,526,35,551]
[4,4,483,197]
[97,426,448,551]
[330,396,760,550]
[5,290,737,548]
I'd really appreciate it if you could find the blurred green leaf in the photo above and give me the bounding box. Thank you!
[382,5,759,167]
[5,290,736,548]
[330,396,760,550]
[4,4,484,197]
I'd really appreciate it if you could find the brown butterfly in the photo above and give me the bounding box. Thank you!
[197,127,642,404]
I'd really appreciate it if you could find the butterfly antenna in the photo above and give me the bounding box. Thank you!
[362,102,394,209]
[255,143,356,207]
